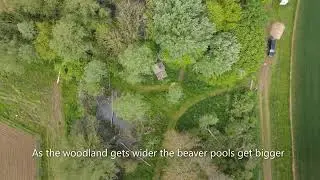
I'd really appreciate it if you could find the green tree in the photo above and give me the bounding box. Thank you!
[230,92,255,118]
[83,60,107,96]
[118,44,155,84]
[208,0,267,86]
[193,32,240,78]
[64,0,108,29]
[50,17,89,60]
[206,0,241,31]
[166,83,184,104]
[34,22,57,61]
[55,60,85,82]
[57,116,118,180]
[199,114,219,138]
[8,0,60,17]
[100,0,144,55]
[114,93,149,122]
[8,0,42,14]
[17,21,36,40]
[150,0,215,65]
[234,0,267,74]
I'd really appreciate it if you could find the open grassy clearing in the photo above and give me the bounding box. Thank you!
[292,0,320,179]
[267,0,297,179]
[0,63,60,179]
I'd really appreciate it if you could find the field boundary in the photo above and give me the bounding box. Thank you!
[289,0,301,179]
[0,119,47,179]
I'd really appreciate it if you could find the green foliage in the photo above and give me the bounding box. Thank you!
[9,0,60,17]
[193,32,240,78]
[34,22,57,61]
[83,60,108,96]
[50,17,89,60]
[199,113,219,130]
[17,21,36,40]
[18,44,38,63]
[57,116,117,179]
[150,0,215,64]
[177,90,258,178]
[100,0,144,55]
[9,0,42,14]
[209,0,267,86]
[62,80,84,134]
[166,83,184,104]
[233,0,267,74]
[212,92,258,179]
[0,39,24,75]
[177,93,230,131]
[41,0,61,17]
[0,0,269,178]
[206,0,241,31]
[118,44,156,84]
[64,0,109,29]
[114,93,150,122]
[56,60,85,82]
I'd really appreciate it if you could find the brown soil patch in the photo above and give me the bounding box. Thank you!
[259,58,272,180]
[0,123,37,180]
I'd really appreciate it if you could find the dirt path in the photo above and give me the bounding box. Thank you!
[178,68,185,82]
[48,82,64,143]
[259,59,272,180]
[169,88,230,129]
[134,84,170,93]
[289,1,300,180]
[52,82,63,126]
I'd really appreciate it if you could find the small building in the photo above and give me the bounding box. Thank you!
[153,62,167,80]
[270,22,285,40]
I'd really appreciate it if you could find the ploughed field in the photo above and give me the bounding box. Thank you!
[0,123,37,180]
[293,0,320,179]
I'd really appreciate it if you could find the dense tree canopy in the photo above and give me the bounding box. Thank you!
[57,116,118,180]
[206,0,241,31]
[150,0,215,65]
[9,0,61,17]
[114,93,149,122]
[99,0,144,55]
[17,21,36,40]
[0,0,269,178]
[199,114,219,130]
[118,44,155,84]
[83,60,107,96]
[166,83,184,104]
[50,17,89,61]
[193,32,240,78]
[201,91,258,178]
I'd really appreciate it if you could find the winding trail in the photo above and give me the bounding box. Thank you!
[259,59,272,180]
[169,88,231,129]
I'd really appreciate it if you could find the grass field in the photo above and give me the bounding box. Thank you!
[268,0,297,179]
[292,0,320,179]
[0,63,57,179]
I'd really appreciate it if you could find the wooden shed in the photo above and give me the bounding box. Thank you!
[270,22,285,39]
[153,62,167,80]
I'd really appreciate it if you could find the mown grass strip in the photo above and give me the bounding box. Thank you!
[268,1,297,179]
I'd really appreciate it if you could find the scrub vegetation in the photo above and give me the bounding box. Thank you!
[0,0,269,179]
